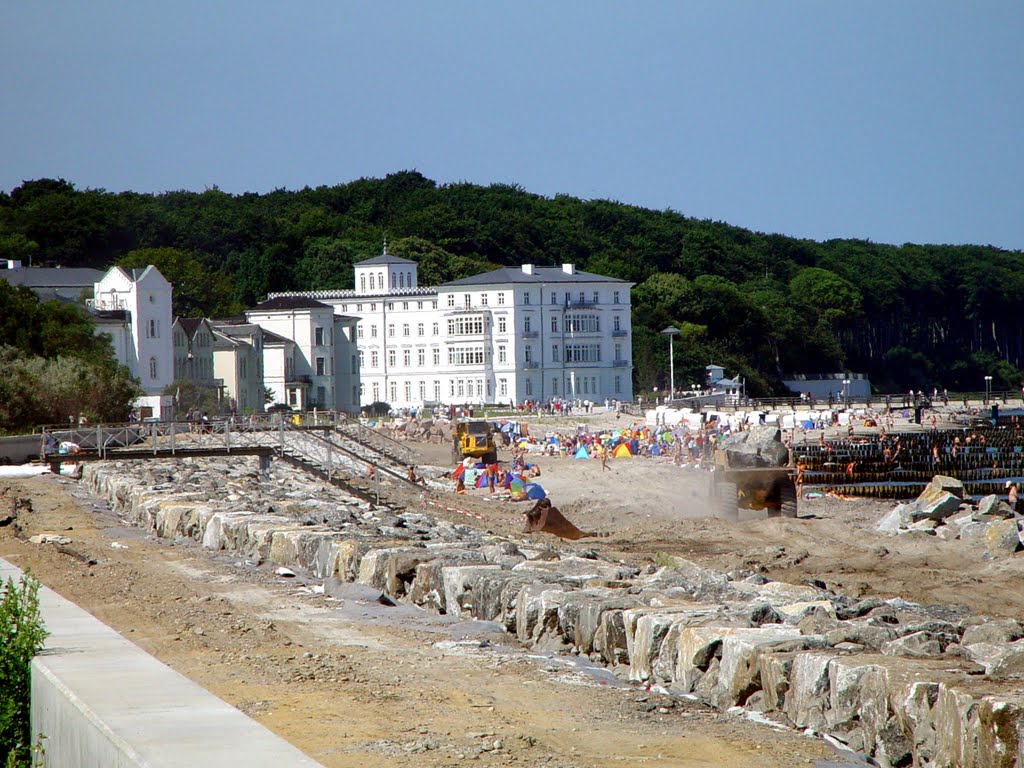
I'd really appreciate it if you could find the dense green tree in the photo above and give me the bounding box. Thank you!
[3,173,1023,395]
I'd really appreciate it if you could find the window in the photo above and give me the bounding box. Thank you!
[315,328,324,345]
[403,350,411,366]
[360,275,366,291]
[613,315,621,331]
[497,293,505,305]
[388,324,395,337]
[433,349,440,365]
[404,381,411,400]
[390,382,397,401]
[499,378,508,396]
[447,294,455,307]
[551,292,556,305]
[370,303,376,311]
[614,343,622,361]
[418,349,425,366]
[457,380,464,397]
[565,314,600,333]
[392,272,397,288]
[525,379,533,396]
[524,346,533,363]
[147,319,160,338]
[370,325,378,338]
[417,301,423,309]
[497,317,507,333]
[407,272,412,286]
[447,316,484,336]
[419,381,426,400]
[524,317,532,333]
[357,325,364,338]
[402,302,409,310]
[388,350,396,367]
[370,274,375,290]
[289,389,298,406]
[149,357,158,379]
[613,291,620,304]
[432,301,437,309]
[551,316,558,333]
[432,322,439,336]
[372,383,380,400]
[359,350,365,367]
[357,304,363,311]
[240,358,247,378]
[464,294,471,309]
[447,346,486,365]
[579,292,585,304]
[417,323,424,336]
[593,291,599,304]
[387,302,394,310]
[498,345,507,363]
[360,383,365,396]
[449,380,456,397]
[565,292,570,306]
[403,324,410,337]
[552,345,560,362]
[433,381,441,400]
[317,386,326,405]
[342,304,348,312]
[399,273,405,288]
[481,294,488,306]
[371,351,379,367]
[316,357,326,376]
[552,378,558,394]
[523,292,531,305]
[565,343,602,363]
[378,272,383,287]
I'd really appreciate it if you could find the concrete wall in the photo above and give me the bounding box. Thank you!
[0,558,324,768]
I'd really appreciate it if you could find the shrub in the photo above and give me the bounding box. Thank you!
[0,575,47,767]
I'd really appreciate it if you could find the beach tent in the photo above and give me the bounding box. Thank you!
[573,445,589,459]
[522,482,546,500]
[612,442,633,458]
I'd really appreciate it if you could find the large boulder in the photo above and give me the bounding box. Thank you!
[975,494,1015,519]
[717,426,789,468]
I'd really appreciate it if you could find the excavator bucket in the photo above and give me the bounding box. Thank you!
[523,499,604,540]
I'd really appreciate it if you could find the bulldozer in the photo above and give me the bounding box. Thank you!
[452,420,498,465]
[710,425,797,520]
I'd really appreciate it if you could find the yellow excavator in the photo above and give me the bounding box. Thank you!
[452,420,498,465]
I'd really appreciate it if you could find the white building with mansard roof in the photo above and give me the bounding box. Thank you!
[266,246,633,409]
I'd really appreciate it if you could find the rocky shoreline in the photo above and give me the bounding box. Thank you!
[83,457,1024,768]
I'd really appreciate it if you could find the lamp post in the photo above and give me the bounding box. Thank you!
[985,375,993,405]
[843,378,851,407]
[661,326,680,402]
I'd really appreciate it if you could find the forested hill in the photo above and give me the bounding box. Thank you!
[2,172,1022,396]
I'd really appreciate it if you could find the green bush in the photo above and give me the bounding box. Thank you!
[0,575,48,768]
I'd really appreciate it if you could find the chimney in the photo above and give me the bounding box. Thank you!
[561,263,575,275]
[521,264,534,275]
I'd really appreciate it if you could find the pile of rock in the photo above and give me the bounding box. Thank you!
[83,460,1024,767]
[876,475,1024,557]
[387,418,453,445]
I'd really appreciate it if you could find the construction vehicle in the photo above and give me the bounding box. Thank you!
[452,420,498,464]
[710,426,797,520]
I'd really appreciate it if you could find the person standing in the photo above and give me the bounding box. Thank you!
[1008,481,1019,514]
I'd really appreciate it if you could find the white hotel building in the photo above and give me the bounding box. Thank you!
[270,249,634,409]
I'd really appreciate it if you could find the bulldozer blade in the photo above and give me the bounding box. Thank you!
[523,499,606,540]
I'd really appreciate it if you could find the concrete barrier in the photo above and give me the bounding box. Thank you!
[0,558,324,768]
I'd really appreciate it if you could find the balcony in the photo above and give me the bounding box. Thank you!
[612,359,630,367]
[522,330,539,339]
[611,329,628,337]
[287,374,312,385]
[565,300,597,309]
[523,361,540,369]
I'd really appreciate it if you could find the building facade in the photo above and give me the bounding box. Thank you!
[89,266,174,417]
[210,322,267,415]
[244,297,361,413]
[269,250,634,409]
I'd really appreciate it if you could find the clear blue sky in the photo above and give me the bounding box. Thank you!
[3,2,1022,250]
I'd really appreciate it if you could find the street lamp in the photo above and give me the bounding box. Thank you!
[661,326,680,402]
[843,378,851,407]
[985,375,993,405]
